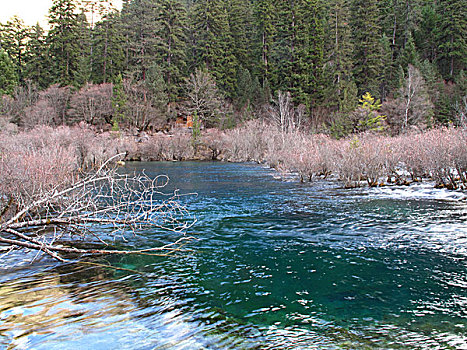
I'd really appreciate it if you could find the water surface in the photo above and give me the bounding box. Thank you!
[1,162,466,349]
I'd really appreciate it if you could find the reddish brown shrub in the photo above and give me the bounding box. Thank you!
[69,83,113,126]
[22,85,71,128]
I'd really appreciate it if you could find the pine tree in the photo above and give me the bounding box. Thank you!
[414,3,439,63]
[23,23,50,88]
[190,0,237,97]
[75,12,92,87]
[396,32,420,70]
[226,0,255,72]
[436,0,467,78]
[91,12,125,84]
[47,0,82,86]
[146,62,169,117]
[0,16,29,84]
[254,0,276,87]
[324,0,356,111]
[111,72,127,128]
[270,0,295,93]
[351,0,384,97]
[303,0,326,107]
[271,0,325,107]
[0,49,18,95]
[120,0,160,81]
[379,34,396,100]
[156,0,188,100]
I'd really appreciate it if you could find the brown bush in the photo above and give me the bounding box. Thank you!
[68,83,113,126]
[22,85,70,128]
[0,124,126,212]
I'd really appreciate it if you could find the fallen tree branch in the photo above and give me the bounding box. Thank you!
[0,155,196,262]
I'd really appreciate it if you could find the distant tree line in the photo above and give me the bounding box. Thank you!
[0,0,466,135]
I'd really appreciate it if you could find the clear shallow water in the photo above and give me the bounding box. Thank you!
[1,161,466,349]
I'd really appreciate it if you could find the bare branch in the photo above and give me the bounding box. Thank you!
[0,157,195,262]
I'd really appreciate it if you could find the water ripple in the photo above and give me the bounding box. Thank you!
[1,162,466,349]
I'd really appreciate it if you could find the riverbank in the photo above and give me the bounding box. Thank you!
[1,120,466,197]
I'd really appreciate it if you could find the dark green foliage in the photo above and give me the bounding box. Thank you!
[0,49,18,95]
[397,33,420,70]
[145,62,169,117]
[270,0,325,109]
[436,0,467,79]
[236,66,261,110]
[23,24,50,88]
[0,16,29,84]
[112,73,126,127]
[254,0,276,86]
[414,3,439,63]
[226,0,255,71]
[350,0,384,97]
[91,12,125,84]
[190,0,237,97]
[156,0,188,100]
[47,0,83,86]
[120,0,160,80]
[323,0,355,111]
[0,0,465,131]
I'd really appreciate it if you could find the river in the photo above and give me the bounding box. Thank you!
[0,161,466,349]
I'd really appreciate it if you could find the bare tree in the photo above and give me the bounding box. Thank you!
[384,65,433,133]
[22,85,71,128]
[454,95,467,127]
[266,91,304,139]
[0,155,195,262]
[185,68,223,128]
[123,79,168,132]
[69,83,113,125]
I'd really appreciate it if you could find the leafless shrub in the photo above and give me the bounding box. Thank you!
[201,128,227,160]
[383,65,433,134]
[123,79,166,132]
[396,132,427,181]
[22,85,71,128]
[162,134,194,161]
[185,68,223,128]
[0,82,39,124]
[332,137,365,187]
[358,135,392,187]
[450,129,467,184]
[284,135,322,182]
[220,120,271,162]
[454,95,467,127]
[69,83,113,126]
[0,115,18,134]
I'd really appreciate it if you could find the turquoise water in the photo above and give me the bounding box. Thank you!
[0,162,466,349]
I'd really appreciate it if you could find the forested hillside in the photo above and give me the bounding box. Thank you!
[0,0,466,135]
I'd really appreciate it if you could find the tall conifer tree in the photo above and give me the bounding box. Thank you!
[24,23,50,88]
[436,0,467,78]
[47,0,82,86]
[157,0,188,100]
[351,0,384,96]
[0,16,29,84]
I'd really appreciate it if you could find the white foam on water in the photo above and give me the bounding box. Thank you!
[368,183,467,201]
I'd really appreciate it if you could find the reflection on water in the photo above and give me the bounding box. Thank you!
[0,264,139,349]
[1,162,466,349]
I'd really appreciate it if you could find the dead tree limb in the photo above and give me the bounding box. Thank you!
[0,154,196,262]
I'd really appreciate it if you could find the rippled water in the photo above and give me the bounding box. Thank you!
[1,162,466,349]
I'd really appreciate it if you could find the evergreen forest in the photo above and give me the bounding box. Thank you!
[0,0,466,135]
